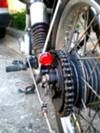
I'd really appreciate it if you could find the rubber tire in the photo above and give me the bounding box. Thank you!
[0,28,6,38]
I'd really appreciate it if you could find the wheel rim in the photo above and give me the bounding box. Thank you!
[55,0,100,52]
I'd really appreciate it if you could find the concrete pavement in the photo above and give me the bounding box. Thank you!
[0,35,59,133]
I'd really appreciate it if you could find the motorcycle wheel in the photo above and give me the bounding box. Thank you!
[51,0,100,133]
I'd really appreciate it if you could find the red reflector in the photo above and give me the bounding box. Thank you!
[0,0,8,8]
[39,52,53,66]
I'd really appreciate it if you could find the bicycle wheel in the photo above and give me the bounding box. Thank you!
[51,0,100,132]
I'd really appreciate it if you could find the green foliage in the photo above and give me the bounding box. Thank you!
[10,10,26,30]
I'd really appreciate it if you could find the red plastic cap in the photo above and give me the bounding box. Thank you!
[39,52,53,66]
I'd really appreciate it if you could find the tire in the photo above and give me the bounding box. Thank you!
[0,28,6,38]
[51,0,100,133]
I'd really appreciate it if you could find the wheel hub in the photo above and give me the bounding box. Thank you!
[40,50,100,116]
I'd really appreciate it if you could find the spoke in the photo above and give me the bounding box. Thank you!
[81,99,88,113]
[81,100,100,132]
[85,109,99,132]
[82,78,100,100]
[92,43,99,53]
[76,14,98,46]
[80,61,98,88]
[78,11,100,53]
[80,112,91,125]
[69,14,99,53]
[88,62,98,80]
[79,17,96,48]
[66,13,80,52]
[79,112,97,132]
[83,10,89,55]
[92,36,100,52]
[86,61,98,82]
[87,101,100,108]
[78,56,100,60]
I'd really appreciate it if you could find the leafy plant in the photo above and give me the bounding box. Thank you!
[9,10,26,30]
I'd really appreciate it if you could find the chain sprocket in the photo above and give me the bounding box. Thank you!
[48,50,75,116]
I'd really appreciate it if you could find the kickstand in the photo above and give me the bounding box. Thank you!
[18,84,35,94]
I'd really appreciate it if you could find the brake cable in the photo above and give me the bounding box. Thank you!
[26,57,55,133]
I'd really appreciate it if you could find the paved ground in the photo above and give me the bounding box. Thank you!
[0,35,59,133]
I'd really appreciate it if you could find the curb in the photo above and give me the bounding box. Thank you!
[7,27,25,39]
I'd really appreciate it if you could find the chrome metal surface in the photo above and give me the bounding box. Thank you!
[30,2,48,26]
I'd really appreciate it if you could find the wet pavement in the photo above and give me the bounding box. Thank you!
[0,35,59,133]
